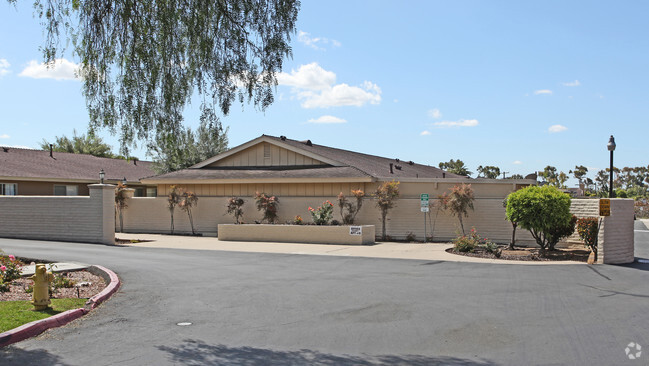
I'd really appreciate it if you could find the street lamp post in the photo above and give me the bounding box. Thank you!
[607,135,616,198]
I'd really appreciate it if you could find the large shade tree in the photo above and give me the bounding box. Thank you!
[12,0,300,154]
[439,159,472,176]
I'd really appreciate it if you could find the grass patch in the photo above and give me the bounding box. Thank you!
[0,298,87,333]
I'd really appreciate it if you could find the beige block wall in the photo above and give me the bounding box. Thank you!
[218,224,375,245]
[597,199,635,264]
[0,184,115,244]
[122,194,535,244]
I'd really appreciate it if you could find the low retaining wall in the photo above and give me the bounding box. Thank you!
[218,224,375,245]
[0,184,115,245]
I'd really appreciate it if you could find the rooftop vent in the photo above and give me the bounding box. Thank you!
[2,147,8,152]
[49,144,53,158]
[301,139,312,146]
[280,135,287,141]
[395,158,400,162]
[389,163,394,174]
[395,165,402,170]
[408,161,414,165]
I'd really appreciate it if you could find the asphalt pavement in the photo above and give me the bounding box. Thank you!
[1,222,648,365]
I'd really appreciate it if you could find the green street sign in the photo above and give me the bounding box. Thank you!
[420,193,429,207]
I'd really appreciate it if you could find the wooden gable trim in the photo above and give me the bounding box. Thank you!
[191,136,345,169]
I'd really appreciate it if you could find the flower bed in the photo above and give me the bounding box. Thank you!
[217,224,375,245]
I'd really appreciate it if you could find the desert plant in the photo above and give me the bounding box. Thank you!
[443,184,475,235]
[577,217,601,261]
[337,189,365,224]
[254,192,279,223]
[167,185,181,234]
[309,200,334,225]
[505,185,573,254]
[373,180,400,241]
[226,197,245,224]
[115,182,129,233]
[179,190,199,235]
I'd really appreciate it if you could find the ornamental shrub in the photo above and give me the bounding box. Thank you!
[373,181,400,240]
[443,184,475,235]
[254,192,279,223]
[308,200,334,225]
[505,185,573,254]
[226,197,245,224]
[0,251,23,293]
[577,217,600,260]
[337,189,365,224]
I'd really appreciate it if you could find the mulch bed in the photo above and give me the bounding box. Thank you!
[0,270,107,302]
[446,245,591,262]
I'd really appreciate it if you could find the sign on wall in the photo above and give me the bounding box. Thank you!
[599,199,611,216]
[349,226,362,236]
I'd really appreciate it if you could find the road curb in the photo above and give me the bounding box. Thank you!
[0,265,120,348]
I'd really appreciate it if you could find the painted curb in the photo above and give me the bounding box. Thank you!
[0,265,120,348]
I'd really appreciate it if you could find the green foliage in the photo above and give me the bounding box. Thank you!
[506,174,525,179]
[615,189,628,198]
[0,251,22,293]
[547,215,577,251]
[226,197,245,224]
[293,215,303,225]
[452,228,499,256]
[443,184,475,235]
[254,192,279,224]
[40,130,115,158]
[577,217,600,255]
[505,186,573,253]
[52,273,77,291]
[438,159,472,176]
[477,165,501,179]
[570,165,588,183]
[27,0,299,154]
[337,189,365,225]
[373,181,400,240]
[308,200,334,225]
[149,120,229,174]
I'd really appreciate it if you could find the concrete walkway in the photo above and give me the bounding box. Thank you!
[20,262,90,276]
[115,233,583,265]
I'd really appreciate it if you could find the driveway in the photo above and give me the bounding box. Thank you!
[1,222,648,365]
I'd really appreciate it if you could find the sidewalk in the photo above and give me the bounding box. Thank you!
[116,233,583,265]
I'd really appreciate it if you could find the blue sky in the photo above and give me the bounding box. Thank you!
[1,1,647,185]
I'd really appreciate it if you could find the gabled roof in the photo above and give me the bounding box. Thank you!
[0,146,155,184]
[145,134,466,183]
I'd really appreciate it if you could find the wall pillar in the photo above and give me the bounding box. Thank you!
[89,184,116,245]
[597,199,635,264]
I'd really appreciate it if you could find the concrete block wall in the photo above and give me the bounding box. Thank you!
[597,199,635,264]
[0,184,115,244]
[122,195,535,244]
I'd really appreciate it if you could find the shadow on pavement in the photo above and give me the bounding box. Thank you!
[157,339,496,366]
[617,258,649,272]
[0,346,71,366]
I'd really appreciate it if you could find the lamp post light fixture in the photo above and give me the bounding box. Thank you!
[99,169,105,184]
[122,177,127,186]
[607,135,616,198]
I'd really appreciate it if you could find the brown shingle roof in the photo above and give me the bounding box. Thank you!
[148,166,370,181]
[0,146,155,183]
[264,135,466,179]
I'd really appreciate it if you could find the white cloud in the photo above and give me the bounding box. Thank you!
[19,58,80,81]
[278,63,381,108]
[0,59,10,76]
[562,80,580,87]
[427,108,442,119]
[513,160,522,165]
[548,124,567,133]
[420,130,431,136]
[0,134,9,139]
[297,31,342,50]
[307,115,347,124]
[433,119,479,128]
[534,89,553,95]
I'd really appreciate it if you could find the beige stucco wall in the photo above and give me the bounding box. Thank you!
[121,182,536,244]
[207,142,327,167]
[0,184,115,244]
[218,224,375,245]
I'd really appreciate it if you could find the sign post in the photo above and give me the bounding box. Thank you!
[421,194,429,242]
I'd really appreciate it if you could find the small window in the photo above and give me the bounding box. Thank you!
[0,183,17,195]
[133,188,145,197]
[54,185,78,196]
[146,187,158,197]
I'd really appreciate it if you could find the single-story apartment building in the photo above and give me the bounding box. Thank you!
[118,135,537,242]
[0,146,157,196]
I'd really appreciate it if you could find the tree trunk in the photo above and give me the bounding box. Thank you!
[381,212,387,241]
[458,216,465,236]
[170,210,175,234]
[509,222,517,250]
[119,209,124,233]
[188,210,195,235]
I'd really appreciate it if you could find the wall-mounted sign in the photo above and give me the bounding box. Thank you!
[599,199,611,216]
[349,226,362,236]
